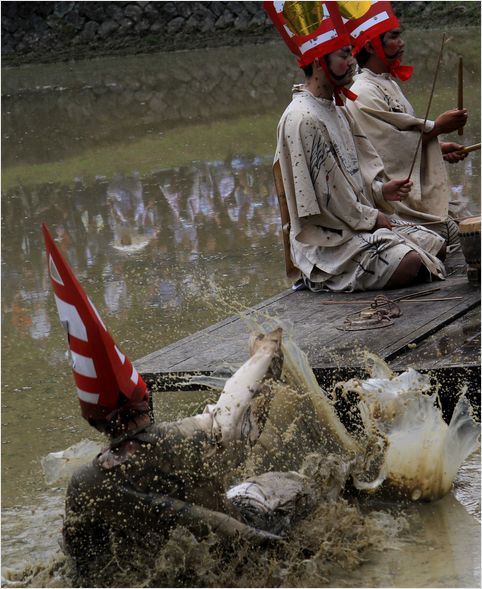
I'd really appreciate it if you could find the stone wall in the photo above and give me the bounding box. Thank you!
[2,1,480,66]
[1,2,275,64]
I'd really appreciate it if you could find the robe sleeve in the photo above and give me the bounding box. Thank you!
[349,83,435,133]
[347,76,450,215]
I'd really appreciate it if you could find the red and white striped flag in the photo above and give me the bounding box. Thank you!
[42,223,148,424]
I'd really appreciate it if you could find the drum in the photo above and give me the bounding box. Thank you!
[458,216,480,284]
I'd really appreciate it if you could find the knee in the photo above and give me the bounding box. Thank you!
[402,251,423,279]
[66,464,104,513]
[437,242,447,261]
[386,251,422,288]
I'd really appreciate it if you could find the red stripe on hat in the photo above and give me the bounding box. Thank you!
[264,1,351,68]
[73,373,99,394]
[344,1,399,55]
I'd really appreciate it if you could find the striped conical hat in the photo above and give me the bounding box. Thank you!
[341,1,399,55]
[263,1,351,68]
[342,1,413,80]
[42,223,148,424]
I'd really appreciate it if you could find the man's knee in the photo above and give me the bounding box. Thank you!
[437,242,447,261]
[66,464,108,513]
[386,251,422,288]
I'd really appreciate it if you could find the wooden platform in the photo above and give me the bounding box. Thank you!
[136,253,480,411]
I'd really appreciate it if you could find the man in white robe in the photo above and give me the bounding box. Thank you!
[344,4,469,244]
[266,1,446,292]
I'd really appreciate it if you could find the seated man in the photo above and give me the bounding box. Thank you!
[265,1,446,292]
[344,1,469,244]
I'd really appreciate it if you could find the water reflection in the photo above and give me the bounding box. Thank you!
[2,44,300,166]
[2,156,282,348]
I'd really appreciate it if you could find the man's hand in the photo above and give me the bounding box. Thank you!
[382,178,413,201]
[96,440,142,469]
[374,211,392,231]
[433,109,468,135]
[441,141,468,163]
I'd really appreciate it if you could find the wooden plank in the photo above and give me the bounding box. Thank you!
[135,260,480,377]
[390,306,481,370]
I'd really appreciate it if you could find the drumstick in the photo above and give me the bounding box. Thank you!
[407,33,446,180]
[458,142,481,154]
[458,56,464,136]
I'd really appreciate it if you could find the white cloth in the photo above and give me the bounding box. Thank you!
[347,69,452,222]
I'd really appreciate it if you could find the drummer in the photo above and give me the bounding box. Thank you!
[344,1,470,246]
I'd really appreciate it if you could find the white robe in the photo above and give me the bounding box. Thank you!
[275,88,445,292]
[347,69,457,223]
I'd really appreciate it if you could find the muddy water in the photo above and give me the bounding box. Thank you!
[2,30,480,586]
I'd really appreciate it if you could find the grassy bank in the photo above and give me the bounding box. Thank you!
[2,113,278,190]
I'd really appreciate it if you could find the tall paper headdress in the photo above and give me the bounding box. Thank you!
[263,1,357,103]
[341,1,413,80]
[42,223,148,425]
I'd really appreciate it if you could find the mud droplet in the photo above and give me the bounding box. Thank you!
[411,488,422,501]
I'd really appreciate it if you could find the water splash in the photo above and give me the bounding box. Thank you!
[15,322,480,587]
[336,354,480,500]
[41,440,103,485]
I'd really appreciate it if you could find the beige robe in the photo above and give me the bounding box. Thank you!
[347,69,453,223]
[276,88,444,292]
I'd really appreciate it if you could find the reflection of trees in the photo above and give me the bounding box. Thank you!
[1,156,283,349]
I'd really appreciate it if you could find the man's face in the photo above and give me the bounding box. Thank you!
[381,28,405,62]
[327,46,356,85]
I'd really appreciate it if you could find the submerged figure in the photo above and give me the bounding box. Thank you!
[42,210,479,586]
[344,1,469,242]
[63,328,285,580]
[41,224,287,581]
[265,1,447,292]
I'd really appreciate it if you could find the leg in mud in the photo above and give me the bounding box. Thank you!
[63,463,281,579]
[122,487,282,546]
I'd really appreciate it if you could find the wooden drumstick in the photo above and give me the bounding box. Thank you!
[458,56,464,136]
[407,33,446,180]
[458,142,481,154]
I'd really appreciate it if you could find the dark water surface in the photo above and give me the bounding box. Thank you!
[2,30,480,581]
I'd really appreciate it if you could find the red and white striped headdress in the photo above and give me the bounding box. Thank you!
[342,1,413,80]
[42,224,148,425]
[263,1,351,68]
[264,1,357,104]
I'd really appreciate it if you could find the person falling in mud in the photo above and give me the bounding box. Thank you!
[42,224,287,581]
[344,1,469,246]
[265,1,447,292]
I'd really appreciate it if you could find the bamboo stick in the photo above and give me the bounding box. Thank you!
[322,297,460,305]
[458,56,464,136]
[407,33,446,180]
[459,142,481,154]
[322,288,442,305]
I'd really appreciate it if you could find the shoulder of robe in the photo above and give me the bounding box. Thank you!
[282,108,320,136]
